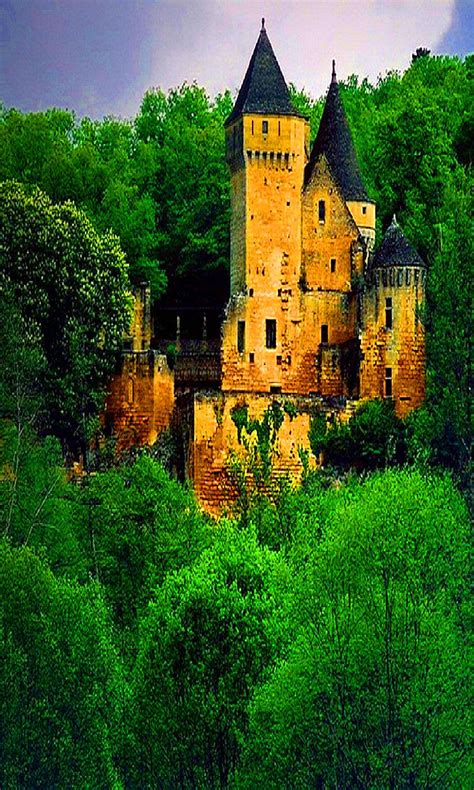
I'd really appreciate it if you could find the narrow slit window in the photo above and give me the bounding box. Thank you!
[385,297,393,329]
[278,120,281,136]
[262,119,268,135]
[362,205,367,215]
[321,324,328,344]
[318,200,326,223]
[237,320,245,353]
[385,367,393,398]
[330,258,336,273]
[266,319,277,349]
[127,378,135,404]
[251,120,254,134]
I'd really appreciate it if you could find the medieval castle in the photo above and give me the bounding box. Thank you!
[105,21,426,512]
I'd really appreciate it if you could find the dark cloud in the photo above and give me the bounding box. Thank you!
[435,0,474,55]
[0,0,466,120]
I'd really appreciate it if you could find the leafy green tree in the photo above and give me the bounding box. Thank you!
[421,172,473,479]
[134,84,233,299]
[0,181,130,451]
[130,526,289,788]
[309,399,406,470]
[0,542,123,787]
[238,469,472,788]
[76,455,210,630]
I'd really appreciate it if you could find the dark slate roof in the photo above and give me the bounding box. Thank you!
[225,19,298,125]
[372,216,426,268]
[305,62,368,201]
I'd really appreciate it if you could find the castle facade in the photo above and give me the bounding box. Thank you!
[106,22,426,512]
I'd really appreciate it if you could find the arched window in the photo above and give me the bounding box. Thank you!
[127,377,135,404]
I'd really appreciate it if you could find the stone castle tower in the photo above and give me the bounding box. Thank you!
[220,20,425,410]
[105,21,426,511]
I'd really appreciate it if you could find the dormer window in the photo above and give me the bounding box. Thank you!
[318,200,326,223]
[262,120,268,135]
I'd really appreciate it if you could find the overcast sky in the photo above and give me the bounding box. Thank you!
[1,0,472,118]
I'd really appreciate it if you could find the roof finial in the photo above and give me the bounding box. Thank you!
[261,17,265,31]
[331,59,337,83]
[392,213,398,226]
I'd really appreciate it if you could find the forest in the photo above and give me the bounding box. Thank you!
[0,51,472,787]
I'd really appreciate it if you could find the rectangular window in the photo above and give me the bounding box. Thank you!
[321,324,328,344]
[262,120,268,134]
[266,319,277,349]
[318,200,325,223]
[237,320,245,353]
[385,297,393,329]
[362,205,367,215]
[249,352,255,363]
[385,367,393,397]
[276,355,282,365]
[330,258,336,273]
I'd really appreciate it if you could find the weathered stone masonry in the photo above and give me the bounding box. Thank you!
[105,21,426,511]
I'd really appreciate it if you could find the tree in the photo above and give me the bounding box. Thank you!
[309,399,406,470]
[0,181,131,451]
[238,469,472,788]
[75,455,211,631]
[130,526,289,788]
[135,84,232,299]
[0,542,123,787]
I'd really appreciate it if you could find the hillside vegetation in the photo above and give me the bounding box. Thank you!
[0,53,472,787]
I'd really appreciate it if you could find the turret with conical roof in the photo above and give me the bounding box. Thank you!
[221,21,309,394]
[224,20,308,297]
[225,18,299,125]
[360,215,426,415]
[372,215,426,269]
[305,63,376,250]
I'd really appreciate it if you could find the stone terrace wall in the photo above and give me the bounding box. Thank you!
[186,391,356,515]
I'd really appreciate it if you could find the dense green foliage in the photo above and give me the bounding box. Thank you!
[0,54,472,786]
[0,452,471,787]
[1,53,471,472]
[309,399,406,469]
[0,182,130,450]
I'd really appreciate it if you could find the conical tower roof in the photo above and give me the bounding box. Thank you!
[225,19,298,125]
[306,62,368,201]
[372,216,425,268]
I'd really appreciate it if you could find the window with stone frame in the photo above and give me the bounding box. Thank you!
[237,320,245,353]
[385,297,393,329]
[266,319,277,348]
[385,367,393,397]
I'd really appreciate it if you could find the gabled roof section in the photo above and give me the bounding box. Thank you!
[372,216,426,268]
[305,61,368,201]
[225,19,298,125]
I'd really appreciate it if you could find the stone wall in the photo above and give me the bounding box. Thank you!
[105,351,174,452]
[186,391,354,514]
[360,267,426,416]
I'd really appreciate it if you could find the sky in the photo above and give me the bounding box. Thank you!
[0,0,472,119]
